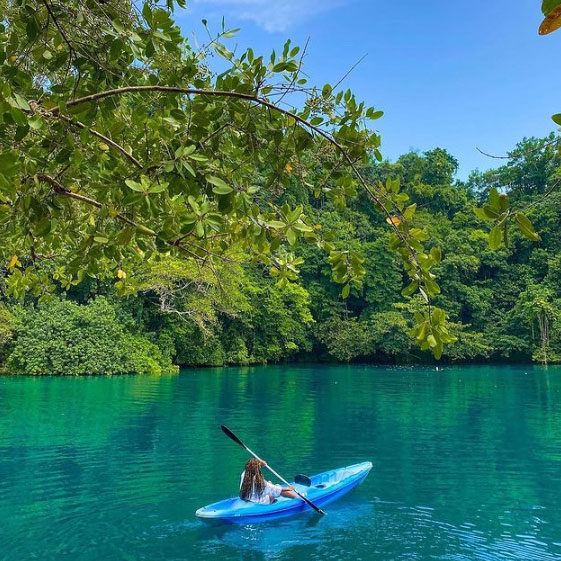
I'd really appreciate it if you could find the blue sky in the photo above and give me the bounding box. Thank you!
[177,1,561,179]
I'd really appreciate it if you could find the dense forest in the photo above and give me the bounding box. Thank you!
[1,0,560,375]
[1,132,560,374]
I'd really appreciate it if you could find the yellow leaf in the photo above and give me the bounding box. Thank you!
[539,6,561,35]
[285,163,293,174]
[8,254,19,269]
[117,269,127,279]
[99,142,110,151]
[386,216,401,226]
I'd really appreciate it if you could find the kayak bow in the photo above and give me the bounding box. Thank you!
[195,461,372,523]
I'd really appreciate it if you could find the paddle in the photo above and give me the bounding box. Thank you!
[294,474,312,487]
[220,425,326,515]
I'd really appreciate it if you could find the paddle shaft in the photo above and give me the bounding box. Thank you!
[221,425,326,515]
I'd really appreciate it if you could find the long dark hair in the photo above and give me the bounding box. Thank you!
[240,458,265,500]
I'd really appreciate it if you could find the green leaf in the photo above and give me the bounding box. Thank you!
[28,116,44,130]
[149,182,168,193]
[223,28,240,38]
[401,280,419,297]
[94,235,109,244]
[473,207,492,221]
[142,2,152,22]
[488,187,500,210]
[292,222,313,233]
[403,203,417,221]
[35,217,52,236]
[12,93,30,111]
[552,113,561,125]
[212,185,234,195]
[136,224,156,236]
[341,283,351,298]
[182,161,196,177]
[430,246,442,262]
[0,152,19,176]
[286,228,296,246]
[498,194,509,212]
[207,175,233,194]
[125,179,144,192]
[489,225,502,250]
[266,221,286,230]
[543,0,561,15]
[515,213,540,241]
[483,205,500,219]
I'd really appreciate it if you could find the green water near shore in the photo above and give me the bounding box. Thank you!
[1,364,561,560]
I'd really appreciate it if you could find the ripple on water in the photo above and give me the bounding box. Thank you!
[1,365,561,561]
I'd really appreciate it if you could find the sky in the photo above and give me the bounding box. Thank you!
[176,0,561,179]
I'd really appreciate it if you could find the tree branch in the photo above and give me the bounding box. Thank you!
[47,84,425,284]
[55,114,143,168]
[47,86,399,232]
[41,0,75,58]
[37,174,230,262]
[38,173,154,233]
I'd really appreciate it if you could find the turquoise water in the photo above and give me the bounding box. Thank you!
[1,365,561,560]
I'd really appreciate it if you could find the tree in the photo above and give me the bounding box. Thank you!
[0,0,450,358]
[0,303,15,364]
[6,297,176,375]
[472,2,561,249]
[507,285,561,364]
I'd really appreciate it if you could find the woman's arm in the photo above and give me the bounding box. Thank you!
[280,485,299,499]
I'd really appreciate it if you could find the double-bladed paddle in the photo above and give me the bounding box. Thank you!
[294,474,312,487]
[220,425,326,515]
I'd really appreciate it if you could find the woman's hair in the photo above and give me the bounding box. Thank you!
[240,458,265,500]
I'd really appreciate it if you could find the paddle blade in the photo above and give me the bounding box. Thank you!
[221,425,246,448]
[294,474,312,487]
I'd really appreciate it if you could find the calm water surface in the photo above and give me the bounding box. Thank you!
[1,365,561,561]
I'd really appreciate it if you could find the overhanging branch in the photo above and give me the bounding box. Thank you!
[47,85,416,265]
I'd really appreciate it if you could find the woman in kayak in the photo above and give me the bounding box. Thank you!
[240,459,299,504]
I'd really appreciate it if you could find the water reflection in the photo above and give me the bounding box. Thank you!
[0,365,560,561]
[194,502,374,558]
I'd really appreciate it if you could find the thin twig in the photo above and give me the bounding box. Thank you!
[332,53,368,92]
[37,173,153,232]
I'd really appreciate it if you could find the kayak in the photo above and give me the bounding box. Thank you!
[195,461,372,523]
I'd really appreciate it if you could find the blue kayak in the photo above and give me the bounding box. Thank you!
[195,461,372,523]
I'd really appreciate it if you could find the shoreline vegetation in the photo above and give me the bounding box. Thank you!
[1,2,560,376]
[2,135,561,375]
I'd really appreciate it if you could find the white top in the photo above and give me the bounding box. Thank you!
[239,471,283,504]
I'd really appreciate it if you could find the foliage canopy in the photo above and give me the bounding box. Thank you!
[0,0,458,357]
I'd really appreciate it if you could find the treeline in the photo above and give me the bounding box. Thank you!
[1,134,560,374]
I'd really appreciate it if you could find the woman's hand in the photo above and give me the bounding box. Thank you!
[285,485,295,491]
[259,460,267,467]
